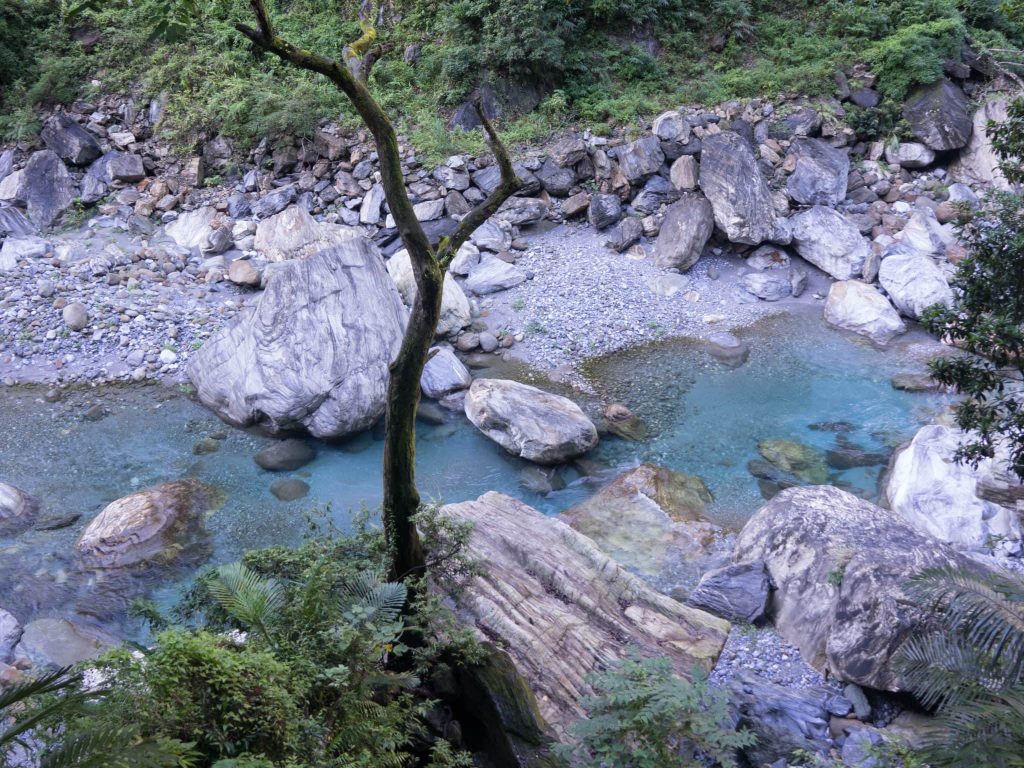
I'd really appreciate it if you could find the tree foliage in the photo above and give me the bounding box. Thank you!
[896,566,1024,767]
[924,97,1024,481]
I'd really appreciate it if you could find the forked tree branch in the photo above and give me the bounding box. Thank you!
[437,100,522,268]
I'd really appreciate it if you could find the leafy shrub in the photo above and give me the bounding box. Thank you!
[561,652,755,768]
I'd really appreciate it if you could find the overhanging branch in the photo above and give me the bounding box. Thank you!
[437,100,522,268]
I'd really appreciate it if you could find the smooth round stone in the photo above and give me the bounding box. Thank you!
[254,439,316,471]
[270,478,310,502]
[62,302,89,331]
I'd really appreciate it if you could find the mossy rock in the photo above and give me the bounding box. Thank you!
[758,439,829,485]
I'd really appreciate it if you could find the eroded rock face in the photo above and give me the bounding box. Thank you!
[464,379,598,464]
[734,485,990,690]
[824,280,906,345]
[388,249,470,336]
[955,95,1011,190]
[877,250,953,320]
[0,482,37,536]
[189,241,406,438]
[885,424,1022,547]
[699,131,776,245]
[902,79,973,151]
[76,480,211,569]
[790,206,869,280]
[438,491,729,740]
[651,194,714,271]
[561,464,717,577]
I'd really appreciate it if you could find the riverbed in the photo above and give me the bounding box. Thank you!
[0,306,951,641]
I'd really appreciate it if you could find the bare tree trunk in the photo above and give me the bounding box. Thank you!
[237,0,521,581]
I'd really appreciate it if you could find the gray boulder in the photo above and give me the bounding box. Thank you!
[616,136,665,184]
[0,608,21,663]
[465,256,528,295]
[885,142,936,169]
[189,240,406,438]
[903,79,973,151]
[0,206,33,238]
[165,206,219,250]
[494,196,548,226]
[823,280,906,345]
[741,271,791,301]
[878,250,953,319]
[388,248,470,335]
[786,138,850,206]
[252,185,298,219]
[464,379,598,464]
[254,439,316,471]
[421,346,472,399]
[790,206,869,280]
[652,194,714,271]
[686,561,771,623]
[41,114,102,166]
[472,163,540,196]
[734,485,992,690]
[729,671,833,765]
[699,131,776,245]
[548,135,588,167]
[588,193,622,230]
[7,151,76,229]
[0,235,48,272]
[535,158,576,196]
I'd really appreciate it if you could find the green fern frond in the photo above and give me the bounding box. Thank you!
[908,566,1024,681]
[207,562,285,641]
[340,571,407,625]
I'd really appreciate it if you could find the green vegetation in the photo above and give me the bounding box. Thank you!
[924,97,1024,481]
[560,652,755,767]
[2,510,484,768]
[1,0,1021,151]
[896,566,1024,767]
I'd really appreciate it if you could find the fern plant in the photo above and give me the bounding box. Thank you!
[895,566,1024,767]
[560,652,755,768]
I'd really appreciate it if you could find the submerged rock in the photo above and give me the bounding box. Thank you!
[438,491,729,740]
[270,478,310,502]
[464,379,598,464]
[255,439,316,472]
[562,463,717,576]
[0,481,38,536]
[76,480,212,569]
[16,618,119,668]
[758,439,829,485]
[734,485,994,690]
[189,241,406,439]
[885,424,1022,547]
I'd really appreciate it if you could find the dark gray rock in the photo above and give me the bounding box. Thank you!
[686,561,771,623]
[548,135,587,167]
[786,138,850,207]
[849,88,881,109]
[604,217,643,252]
[755,106,822,141]
[41,114,101,166]
[587,193,622,231]
[903,79,973,150]
[255,439,316,471]
[270,478,310,501]
[535,158,576,196]
[616,136,665,184]
[472,163,540,196]
[729,671,832,766]
[252,185,297,219]
[18,151,76,229]
[651,194,714,270]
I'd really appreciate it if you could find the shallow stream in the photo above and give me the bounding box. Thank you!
[0,307,951,641]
